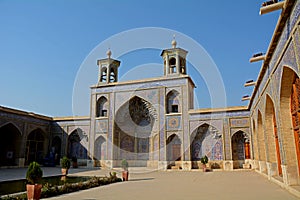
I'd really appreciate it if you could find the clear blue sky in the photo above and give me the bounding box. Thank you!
[0,0,280,117]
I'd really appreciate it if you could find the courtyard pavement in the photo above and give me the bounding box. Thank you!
[0,167,299,199]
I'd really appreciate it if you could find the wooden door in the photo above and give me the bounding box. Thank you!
[291,77,300,174]
[273,112,282,176]
[244,142,250,159]
[172,144,181,161]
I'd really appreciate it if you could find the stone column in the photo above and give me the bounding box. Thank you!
[176,53,180,74]
[158,88,167,170]
[165,55,169,75]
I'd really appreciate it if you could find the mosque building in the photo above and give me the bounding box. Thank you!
[0,0,299,194]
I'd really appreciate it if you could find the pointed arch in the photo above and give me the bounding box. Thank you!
[166,90,180,114]
[67,129,87,160]
[231,130,250,169]
[280,66,300,177]
[257,110,266,162]
[94,136,106,161]
[0,121,23,136]
[190,123,223,162]
[51,136,61,165]
[167,134,182,161]
[113,96,156,166]
[25,128,46,165]
[96,96,108,117]
[0,123,22,166]
[265,94,282,176]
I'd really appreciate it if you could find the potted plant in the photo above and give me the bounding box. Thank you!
[72,156,78,168]
[61,156,71,175]
[200,155,209,172]
[26,161,43,200]
[121,159,129,181]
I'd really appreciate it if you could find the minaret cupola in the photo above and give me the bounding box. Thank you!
[161,36,188,76]
[96,49,120,84]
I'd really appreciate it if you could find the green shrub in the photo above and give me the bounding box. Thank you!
[61,156,71,169]
[200,155,208,165]
[26,162,43,184]
[121,159,128,170]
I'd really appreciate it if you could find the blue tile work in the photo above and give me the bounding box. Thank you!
[159,88,166,161]
[166,115,182,130]
[230,118,250,127]
[274,65,283,105]
[107,93,114,160]
[189,111,250,120]
[230,128,250,137]
[280,40,298,71]
[269,23,288,71]
[191,126,223,161]
[268,0,300,79]
[115,89,159,112]
[94,78,187,94]
[0,111,50,126]
[96,119,108,133]
[290,0,300,32]
[0,118,24,133]
[294,28,300,65]
[189,120,223,135]
[153,134,159,160]
[223,118,231,160]
[252,2,300,109]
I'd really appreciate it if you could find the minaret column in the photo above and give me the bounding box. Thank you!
[166,54,169,75]
[176,53,180,74]
[107,61,111,84]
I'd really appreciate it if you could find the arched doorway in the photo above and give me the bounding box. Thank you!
[113,96,156,167]
[94,136,106,161]
[167,134,182,161]
[67,129,87,160]
[25,129,45,165]
[257,111,267,163]
[280,67,300,180]
[231,131,250,169]
[51,136,61,165]
[0,123,22,166]
[290,74,300,174]
[265,95,282,176]
[190,124,223,169]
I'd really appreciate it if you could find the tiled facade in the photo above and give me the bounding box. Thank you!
[249,0,300,190]
[0,0,299,195]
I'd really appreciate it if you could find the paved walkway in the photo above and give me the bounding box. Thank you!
[0,168,299,200]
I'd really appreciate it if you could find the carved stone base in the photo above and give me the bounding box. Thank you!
[223,160,233,171]
[158,161,168,171]
[182,161,191,171]
[282,164,299,186]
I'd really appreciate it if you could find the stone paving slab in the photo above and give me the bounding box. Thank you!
[44,170,299,200]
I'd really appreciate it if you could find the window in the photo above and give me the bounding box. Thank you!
[166,90,180,113]
[171,66,176,73]
[101,110,107,117]
[172,105,178,113]
[96,97,108,117]
[100,66,107,82]
[169,58,176,74]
